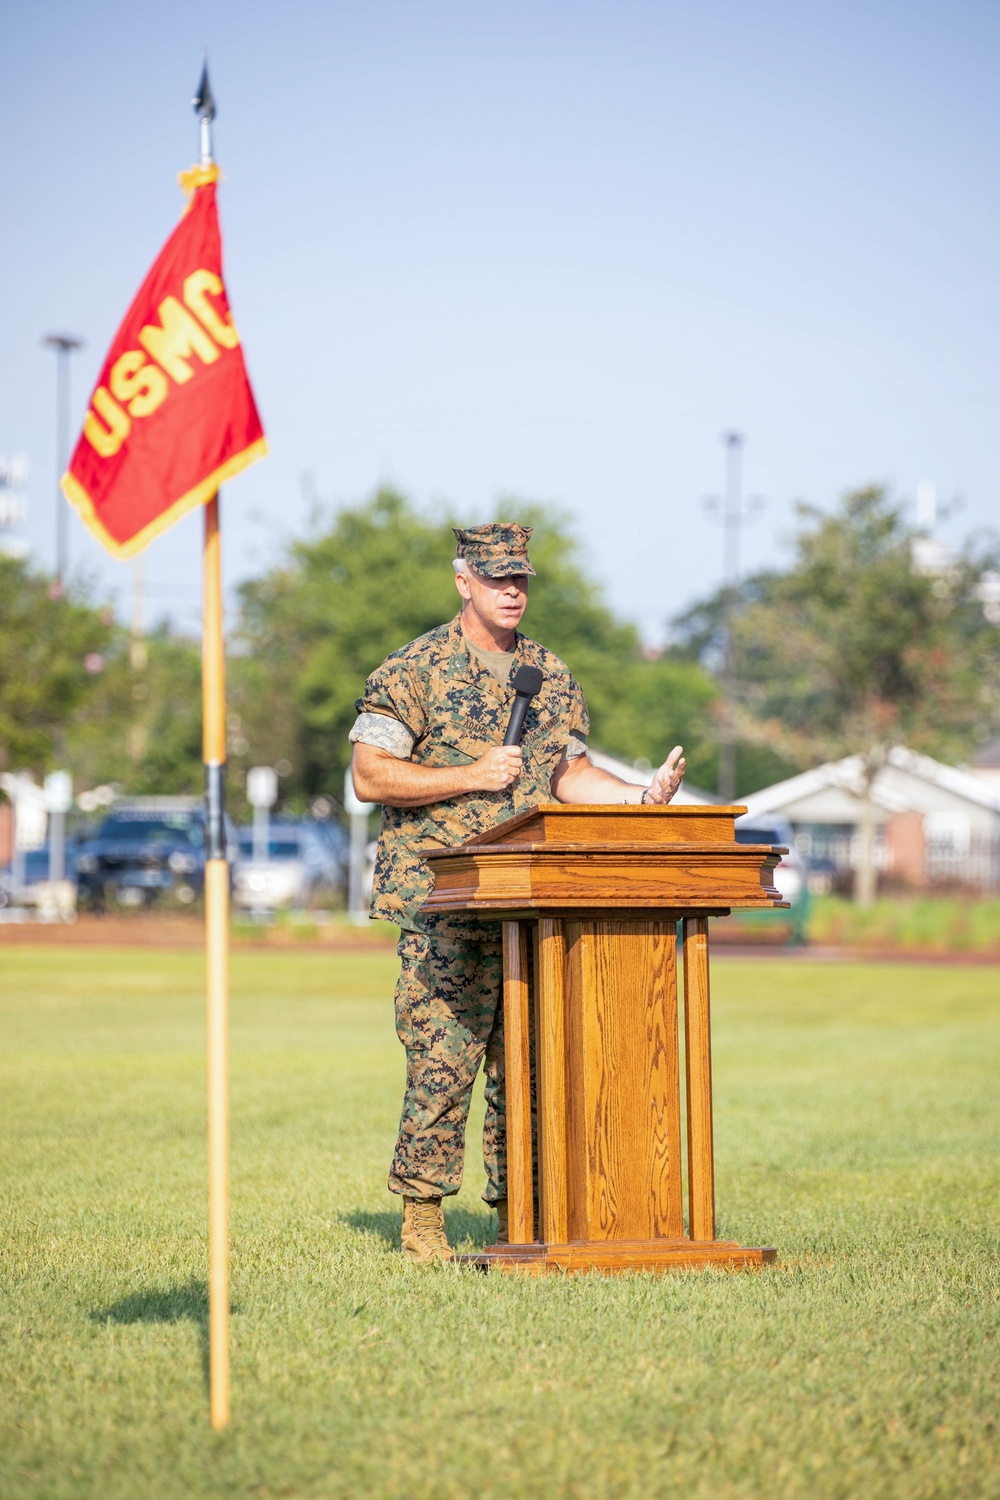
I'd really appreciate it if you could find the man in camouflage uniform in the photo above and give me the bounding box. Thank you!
[351,523,686,1263]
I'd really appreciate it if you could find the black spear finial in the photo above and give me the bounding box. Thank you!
[192,54,216,166]
[193,55,216,121]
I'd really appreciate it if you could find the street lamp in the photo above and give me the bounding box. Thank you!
[42,332,85,583]
[702,432,766,803]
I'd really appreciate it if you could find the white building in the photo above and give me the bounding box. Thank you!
[966,736,1000,794]
[739,746,1000,890]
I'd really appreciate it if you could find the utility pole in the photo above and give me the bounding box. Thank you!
[345,767,376,924]
[703,432,764,803]
[42,333,85,584]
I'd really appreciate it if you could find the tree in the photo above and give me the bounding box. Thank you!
[668,580,802,796]
[0,556,115,774]
[66,625,204,796]
[694,486,1000,903]
[230,490,460,812]
[231,489,723,810]
[0,552,209,807]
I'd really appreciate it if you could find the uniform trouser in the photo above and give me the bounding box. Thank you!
[388,916,506,1204]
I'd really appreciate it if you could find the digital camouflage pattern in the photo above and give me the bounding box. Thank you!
[351,608,588,1203]
[388,916,506,1201]
[452,522,536,578]
[352,612,589,931]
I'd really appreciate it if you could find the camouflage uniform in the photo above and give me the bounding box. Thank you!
[350,525,589,1204]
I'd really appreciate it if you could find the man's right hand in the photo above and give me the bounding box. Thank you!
[351,741,523,808]
[467,745,523,792]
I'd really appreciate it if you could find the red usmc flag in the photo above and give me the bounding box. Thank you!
[62,167,266,558]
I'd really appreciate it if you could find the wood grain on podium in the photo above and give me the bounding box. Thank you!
[565,920,683,1241]
[424,846,781,914]
[535,918,569,1244]
[683,917,716,1241]
[437,804,749,847]
[502,921,533,1244]
[469,1239,777,1274]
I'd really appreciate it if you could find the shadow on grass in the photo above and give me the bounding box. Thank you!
[89,1278,232,1388]
[340,1205,497,1251]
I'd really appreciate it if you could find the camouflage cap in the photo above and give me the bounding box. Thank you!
[453,523,535,579]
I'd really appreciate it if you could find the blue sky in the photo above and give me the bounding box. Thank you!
[2,0,998,642]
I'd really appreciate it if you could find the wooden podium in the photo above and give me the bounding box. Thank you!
[421,804,783,1274]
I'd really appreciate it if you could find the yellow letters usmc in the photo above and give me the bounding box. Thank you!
[83,270,241,459]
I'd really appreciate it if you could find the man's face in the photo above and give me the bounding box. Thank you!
[455,566,530,634]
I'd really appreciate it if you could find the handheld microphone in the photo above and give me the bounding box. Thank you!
[503,665,544,746]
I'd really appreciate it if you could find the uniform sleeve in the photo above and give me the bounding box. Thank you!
[349,713,415,758]
[349,657,428,760]
[562,677,590,759]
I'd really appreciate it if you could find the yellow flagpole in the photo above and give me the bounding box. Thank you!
[202,491,230,1429]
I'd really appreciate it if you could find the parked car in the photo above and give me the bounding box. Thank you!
[74,801,227,909]
[232,820,343,911]
[0,844,80,909]
[306,818,350,890]
[715,814,811,944]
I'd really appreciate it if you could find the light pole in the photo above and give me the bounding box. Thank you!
[344,767,376,924]
[247,765,278,868]
[702,432,765,803]
[42,333,85,583]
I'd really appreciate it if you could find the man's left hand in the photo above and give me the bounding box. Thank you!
[643,745,686,805]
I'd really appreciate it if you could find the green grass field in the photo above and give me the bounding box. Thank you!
[1,946,997,1500]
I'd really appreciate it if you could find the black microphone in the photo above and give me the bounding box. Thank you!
[503,665,544,746]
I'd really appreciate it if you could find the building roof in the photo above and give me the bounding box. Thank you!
[740,745,1000,826]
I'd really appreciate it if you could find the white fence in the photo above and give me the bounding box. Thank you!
[925,832,1000,891]
[794,822,1000,893]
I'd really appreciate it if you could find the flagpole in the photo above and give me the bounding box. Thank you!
[59,61,266,1428]
[203,491,230,1430]
[195,62,231,1432]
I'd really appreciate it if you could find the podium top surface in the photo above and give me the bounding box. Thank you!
[427,802,752,854]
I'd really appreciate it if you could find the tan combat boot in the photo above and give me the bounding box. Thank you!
[494,1199,509,1245]
[401,1196,453,1265]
